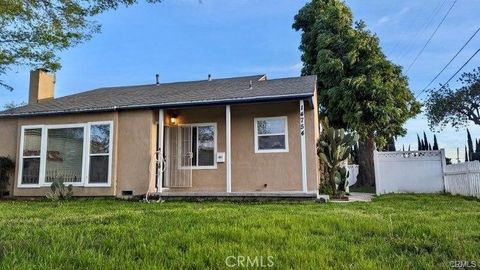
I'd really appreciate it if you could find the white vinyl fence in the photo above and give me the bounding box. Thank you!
[374,150,446,195]
[347,165,359,187]
[444,161,480,198]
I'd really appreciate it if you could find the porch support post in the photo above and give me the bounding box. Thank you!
[226,105,232,193]
[157,109,165,193]
[300,100,308,193]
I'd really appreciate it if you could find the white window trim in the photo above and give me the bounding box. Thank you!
[178,122,217,170]
[254,116,289,153]
[17,125,44,188]
[85,121,113,187]
[17,121,113,188]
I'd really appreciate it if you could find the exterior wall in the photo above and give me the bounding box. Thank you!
[165,106,226,192]
[116,110,157,196]
[1,98,319,197]
[161,100,319,193]
[230,101,318,192]
[12,112,118,197]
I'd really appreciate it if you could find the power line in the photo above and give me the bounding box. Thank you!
[416,48,480,99]
[406,0,458,74]
[395,0,448,59]
[417,26,480,97]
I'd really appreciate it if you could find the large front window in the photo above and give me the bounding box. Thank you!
[46,127,84,183]
[18,122,113,187]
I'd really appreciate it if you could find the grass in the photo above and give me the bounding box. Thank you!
[0,195,479,269]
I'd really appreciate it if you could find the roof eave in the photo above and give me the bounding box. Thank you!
[0,92,314,118]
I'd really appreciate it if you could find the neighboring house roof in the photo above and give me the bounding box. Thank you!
[0,74,316,117]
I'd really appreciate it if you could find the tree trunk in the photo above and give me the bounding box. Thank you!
[356,134,376,187]
[329,165,337,196]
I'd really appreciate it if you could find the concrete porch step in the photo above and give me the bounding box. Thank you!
[147,192,318,201]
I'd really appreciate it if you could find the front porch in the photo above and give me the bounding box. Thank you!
[154,100,318,196]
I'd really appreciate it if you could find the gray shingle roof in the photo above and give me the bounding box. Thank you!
[0,74,316,117]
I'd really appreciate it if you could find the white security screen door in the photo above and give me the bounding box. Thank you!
[164,126,193,187]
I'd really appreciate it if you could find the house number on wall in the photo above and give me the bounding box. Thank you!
[300,102,305,136]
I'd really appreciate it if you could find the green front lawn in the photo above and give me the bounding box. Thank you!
[0,195,479,269]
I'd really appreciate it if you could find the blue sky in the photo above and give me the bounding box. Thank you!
[1,0,479,161]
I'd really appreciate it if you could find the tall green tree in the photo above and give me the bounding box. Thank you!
[425,67,480,130]
[467,129,474,161]
[423,132,429,150]
[417,134,422,151]
[0,0,162,91]
[293,0,421,186]
[433,134,439,150]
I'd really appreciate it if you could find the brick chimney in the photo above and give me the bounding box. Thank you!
[29,69,55,104]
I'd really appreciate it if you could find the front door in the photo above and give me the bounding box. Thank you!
[164,126,193,188]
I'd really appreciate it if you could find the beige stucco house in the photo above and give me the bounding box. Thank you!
[0,69,320,198]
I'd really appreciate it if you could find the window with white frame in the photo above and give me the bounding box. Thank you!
[254,116,288,153]
[181,123,216,168]
[18,122,113,187]
[20,128,42,185]
[88,124,111,184]
[45,127,84,183]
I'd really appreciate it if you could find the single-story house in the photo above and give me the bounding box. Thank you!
[0,69,320,198]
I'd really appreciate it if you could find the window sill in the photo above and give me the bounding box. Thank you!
[255,149,289,154]
[180,166,218,170]
[17,183,111,188]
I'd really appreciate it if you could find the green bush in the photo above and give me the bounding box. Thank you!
[0,156,15,197]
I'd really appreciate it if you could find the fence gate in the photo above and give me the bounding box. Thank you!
[374,150,445,195]
[164,126,193,188]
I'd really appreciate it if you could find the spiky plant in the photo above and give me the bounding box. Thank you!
[317,118,359,196]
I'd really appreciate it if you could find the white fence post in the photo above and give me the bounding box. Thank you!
[373,150,380,195]
[440,149,446,192]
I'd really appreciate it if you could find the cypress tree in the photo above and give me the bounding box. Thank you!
[388,137,396,151]
[423,132,429,150]
[428,143,432,151]
[402,144,405,151]
[433,134,439,150]
[467,129,474,161]
[408,145,411,151]
[465,145,469,162]
[417,134,422,151]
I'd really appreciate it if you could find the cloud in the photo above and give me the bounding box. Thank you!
[376,6,411,27]
[377,16,391,25]
[241,62,303,76]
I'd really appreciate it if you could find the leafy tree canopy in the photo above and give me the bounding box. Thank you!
[425,67,480,130]
[0,0,162,91]
[292,0,420,147]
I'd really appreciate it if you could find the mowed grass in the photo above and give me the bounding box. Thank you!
[0,195,479,269]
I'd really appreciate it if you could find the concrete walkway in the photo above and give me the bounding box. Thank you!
[349,192,373,202]
[330,192,374,203]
